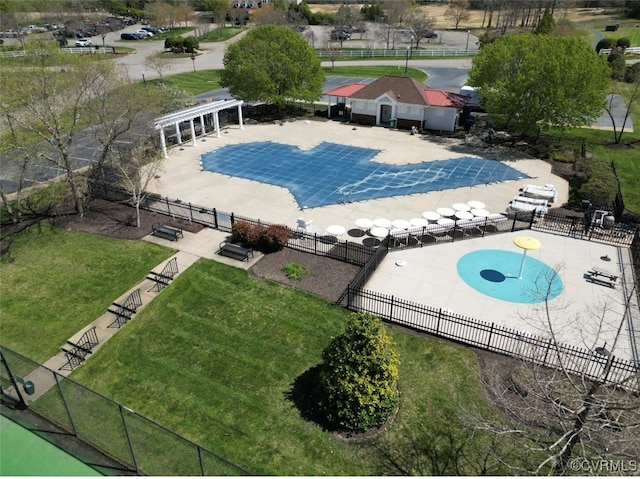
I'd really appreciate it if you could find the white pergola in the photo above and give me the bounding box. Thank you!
[153,99,244,159]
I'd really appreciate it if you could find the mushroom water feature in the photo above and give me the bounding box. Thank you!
[513,236,542,280]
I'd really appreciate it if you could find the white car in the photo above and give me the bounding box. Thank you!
[135,30,152,38]
[75,38,92,47]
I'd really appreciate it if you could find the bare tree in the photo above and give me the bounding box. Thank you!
[251,4,288,26]
[0,47,163,218]
[604,78,640,145]
[462,268,640,475]
[445,0,471,30]
[174,1,195,28]
[405,7,436,49]
[108,144,163,228]
[143,52,174,85]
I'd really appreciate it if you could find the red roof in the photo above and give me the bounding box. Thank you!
[423,88,468,108]
[324,84,368,97]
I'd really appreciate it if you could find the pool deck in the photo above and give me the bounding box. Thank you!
[152,120,567,238]
[151,120,638,362]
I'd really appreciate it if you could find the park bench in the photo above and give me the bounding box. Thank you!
[218,240,253,262]
[147,258,179,292]
[152,223,183,241]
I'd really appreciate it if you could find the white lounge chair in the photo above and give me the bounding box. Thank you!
[521,184,557,203]
[296,218,313,233]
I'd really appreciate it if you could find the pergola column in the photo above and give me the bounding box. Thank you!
[189,118,197,146]
[175,122,182,145]
[214,112,221,138]
[199,114,205,137]
[327,96,332,118]
[237,104,244,130]
[159,128,168,159]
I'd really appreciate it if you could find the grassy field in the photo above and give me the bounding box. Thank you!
[68,258,512,475]
[0,226,174,362]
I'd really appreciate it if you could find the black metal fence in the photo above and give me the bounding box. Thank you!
[343,288,639,391]
[0,346,251,476]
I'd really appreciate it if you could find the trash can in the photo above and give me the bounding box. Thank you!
[390,118,397,129]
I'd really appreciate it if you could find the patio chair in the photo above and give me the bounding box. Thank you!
[296,218,313,233]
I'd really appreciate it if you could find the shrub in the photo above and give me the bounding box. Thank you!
[595,37,614,53]
[281,262,310,280]
[183,36,199,53]
[577,158,618,208]
[231,221,290,253]
[164,36,179,50]
[316,312,400,432]
[231,220,254,245]
[625,62,640,83]
[616,37,630,49]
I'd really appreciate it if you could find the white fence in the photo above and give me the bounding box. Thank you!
[599,46,640,55]
[0,46,115,58]
[317,48,478,59]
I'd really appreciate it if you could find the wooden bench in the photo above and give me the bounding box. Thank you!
[218,241,253,262]
[151,223,183,241]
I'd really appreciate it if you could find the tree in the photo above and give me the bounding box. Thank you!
[604,76,640,144]
[360,0,383,22]
[174,0,194,28]
[533,8,555,34]
[607,52,626,81]
[595,37,614,53]
[221,25,324,109]
[405,7,436,49]
[467,33,611,136]
[199,0,231,39]
[143,52,174,84]
[0,47,163,217]
[444,0,471,30]
[316,312,400,432]
[106,144,162,228]
[462,273,640,475]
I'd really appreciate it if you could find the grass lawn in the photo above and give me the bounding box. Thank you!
[199,27,244,42]
[69,258,510,475]
[147,68,223,95]
[0,226,174,362]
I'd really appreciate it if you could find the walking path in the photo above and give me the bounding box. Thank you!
[20,227,262,404]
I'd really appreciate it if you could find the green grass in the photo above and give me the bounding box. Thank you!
[69,258,511,475]
[199,27,243,42]
[322,64,427,81]
[147,68,223,95]
[0,226,174,362]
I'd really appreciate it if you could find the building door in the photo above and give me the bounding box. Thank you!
[379,104,392,125]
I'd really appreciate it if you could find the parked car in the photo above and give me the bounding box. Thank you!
[75,38,92,47]
[330,30,351,41]
[421,30,437,38]
[120,32,139,40]
[135,29,152,38]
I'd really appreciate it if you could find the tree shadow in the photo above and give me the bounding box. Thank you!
[284,364,333,431]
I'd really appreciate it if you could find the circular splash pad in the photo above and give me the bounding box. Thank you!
[456,249,563,303]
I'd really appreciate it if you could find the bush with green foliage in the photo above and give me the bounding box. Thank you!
[616,37,631,49]
[281,262,310,280]
[316,312,400,432]
[595,37,614,53]
[183,36,199,53]
[578,157,618,208]
[625,62,640,83]
[360,1,383,21]
[231,221,290,253]
[607,52,627,80]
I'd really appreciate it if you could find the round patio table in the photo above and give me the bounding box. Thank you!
[467,200,486,209]
[373,218,392,229]
[471,208,490,218]
[369,227,389,238]
[452,203,471,212]
[454,211,474,220]
[436,207,455,218]
[391,219,411,229]
[513,236,542,280]
[355,218,373,233]
[437,218,455,227]
[326,224,345,237]
[410,217,429,227]
[421,211,441,222]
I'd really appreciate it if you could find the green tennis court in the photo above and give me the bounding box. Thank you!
[0,415,102,476]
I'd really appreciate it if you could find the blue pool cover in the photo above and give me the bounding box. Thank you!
[200,141,529,209]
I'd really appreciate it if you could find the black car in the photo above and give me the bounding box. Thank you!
[421,30,437,39]
[120,32,140,40]
[330,30,350,41]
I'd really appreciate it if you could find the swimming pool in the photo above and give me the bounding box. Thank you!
[456,249,563,303]
[200,141,529,209]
